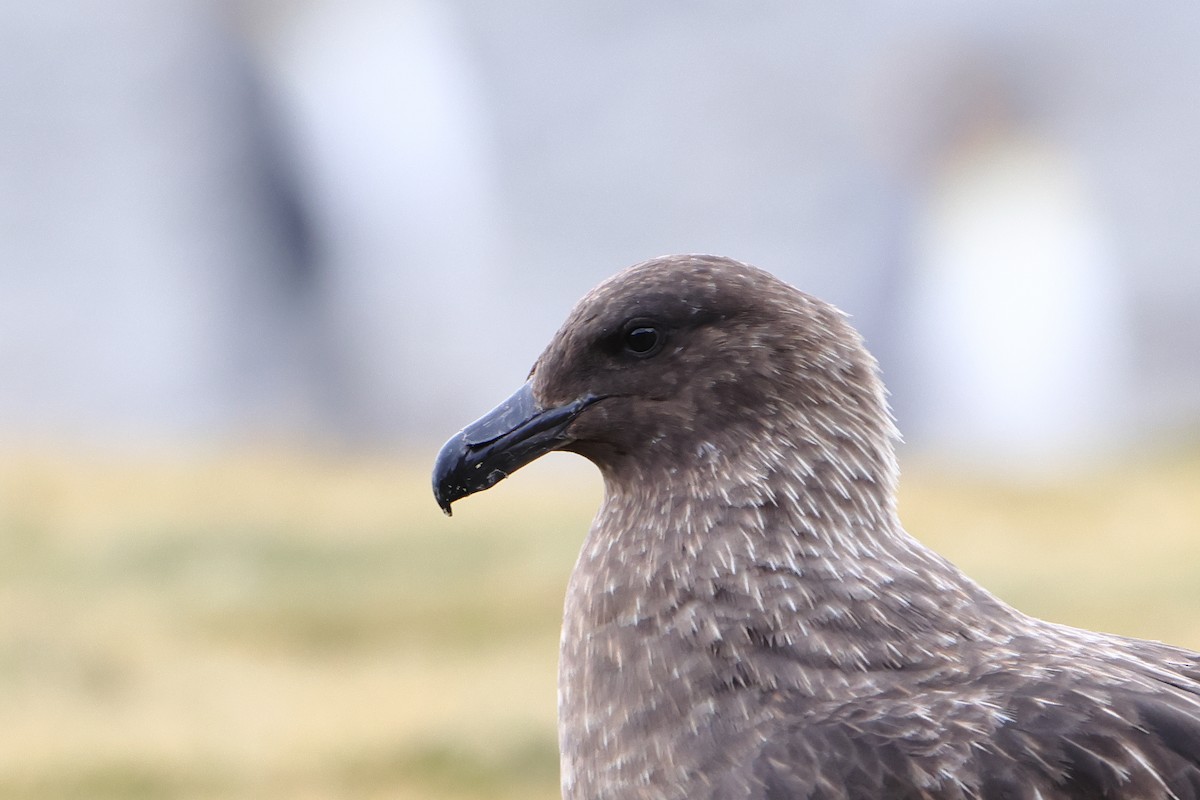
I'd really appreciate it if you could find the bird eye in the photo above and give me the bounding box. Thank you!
[623,325,662,356]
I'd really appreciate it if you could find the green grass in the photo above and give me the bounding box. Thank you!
[0,448,1197,798]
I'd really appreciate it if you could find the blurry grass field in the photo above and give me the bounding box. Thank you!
[0,447,1197,799]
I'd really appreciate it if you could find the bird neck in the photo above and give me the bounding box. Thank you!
[558,429,1023,797]
[574,430,1020,683]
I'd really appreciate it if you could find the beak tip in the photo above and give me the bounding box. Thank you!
[432,431,468,517]
[432,476,457,517]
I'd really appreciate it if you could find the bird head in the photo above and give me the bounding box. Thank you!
[433,254,896,515]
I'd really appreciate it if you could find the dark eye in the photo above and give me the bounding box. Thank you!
[624,325,663,356]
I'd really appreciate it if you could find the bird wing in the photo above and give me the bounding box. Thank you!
[746,663,1200,800]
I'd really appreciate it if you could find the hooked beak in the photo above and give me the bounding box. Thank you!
[432,382,598,515]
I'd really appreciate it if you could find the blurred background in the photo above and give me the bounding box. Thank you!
[2,2,1199,798]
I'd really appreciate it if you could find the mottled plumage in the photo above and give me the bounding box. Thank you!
[432,255,1200,799]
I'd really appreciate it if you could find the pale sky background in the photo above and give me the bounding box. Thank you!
[3,1,1200,470]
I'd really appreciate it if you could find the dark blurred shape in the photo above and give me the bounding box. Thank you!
[0,1,317,446]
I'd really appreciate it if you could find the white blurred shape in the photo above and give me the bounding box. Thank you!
[904,129,1127,468]
[264,0,506,444]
